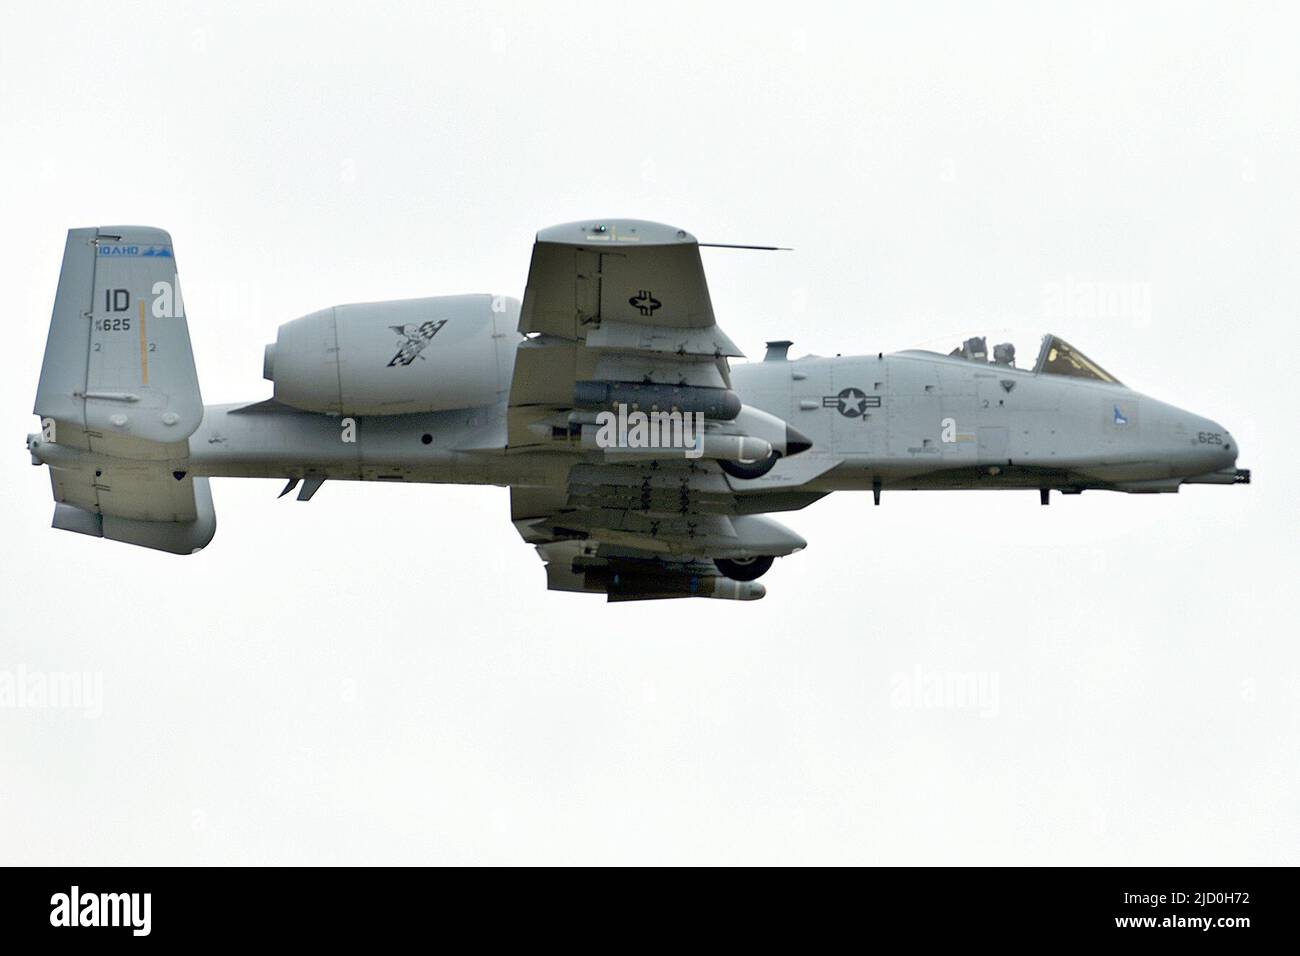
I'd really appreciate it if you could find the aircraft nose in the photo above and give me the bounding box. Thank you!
[1183,412,1237,469]
[1161,405,1249,486]
[1220,429,1239,465]
[1206,420,1237,465]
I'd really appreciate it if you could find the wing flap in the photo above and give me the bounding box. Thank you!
[584,319,742,358]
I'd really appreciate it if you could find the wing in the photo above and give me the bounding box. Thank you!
[506,219,744,450]
[505,220,819,601]
[511,470,820,602]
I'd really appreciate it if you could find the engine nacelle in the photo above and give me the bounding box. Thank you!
[263,294,519,415]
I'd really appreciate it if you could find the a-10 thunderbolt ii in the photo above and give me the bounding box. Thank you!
[29,220,1249,601]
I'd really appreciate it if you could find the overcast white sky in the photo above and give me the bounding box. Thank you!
[1,1,1296,864]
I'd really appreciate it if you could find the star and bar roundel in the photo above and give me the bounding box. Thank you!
[822,387,882,418]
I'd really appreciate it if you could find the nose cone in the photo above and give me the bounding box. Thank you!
[784,424,814,457]
[1219,429,1239,466]
[1200,418,1237,467]
[1173,409,1237,475]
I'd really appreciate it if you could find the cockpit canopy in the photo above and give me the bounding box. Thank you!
[945,333,1122,385]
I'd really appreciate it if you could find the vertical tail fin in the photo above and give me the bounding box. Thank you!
[30,227,215,554]
[34,226,203,452]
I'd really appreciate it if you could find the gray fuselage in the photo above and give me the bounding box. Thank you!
[187,336,1239,498]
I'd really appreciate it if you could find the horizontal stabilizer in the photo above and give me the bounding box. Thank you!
[50,478,216,555]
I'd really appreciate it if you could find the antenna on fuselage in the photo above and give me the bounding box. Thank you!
[698,242,793,251]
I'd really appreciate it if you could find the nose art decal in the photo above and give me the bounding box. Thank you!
[387,319,448,367]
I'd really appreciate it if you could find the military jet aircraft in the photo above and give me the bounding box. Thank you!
[28,220,1249,601]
